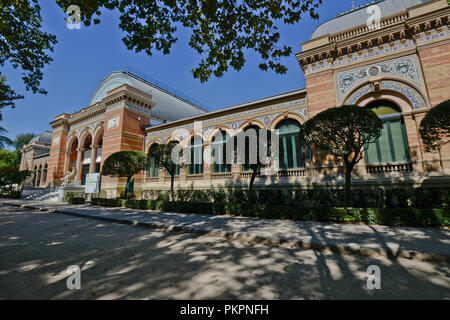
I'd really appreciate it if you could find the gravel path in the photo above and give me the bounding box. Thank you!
[0,205,449,299]
[1,199,449,262]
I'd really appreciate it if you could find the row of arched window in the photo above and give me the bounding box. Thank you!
[147,101,411,177]
[33,164,48,187]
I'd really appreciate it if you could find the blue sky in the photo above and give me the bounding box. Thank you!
[1,0,376,139]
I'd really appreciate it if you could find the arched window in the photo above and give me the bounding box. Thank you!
[212,131,231,173]
[189,136,203,175]
[277,119,305,170]
[365,100,410,164]
[43,164,48,184]
[242,125,265,172]
[148,144,160,178]
[37,165,42,186]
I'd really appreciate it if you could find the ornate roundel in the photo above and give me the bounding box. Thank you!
[231,122,238,130]
[369,67,379,76]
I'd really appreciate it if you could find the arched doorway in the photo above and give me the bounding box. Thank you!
[365,100,410,165]
[81,136,93,185]
[67,137,79,176]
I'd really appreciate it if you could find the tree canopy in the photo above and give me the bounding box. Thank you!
[419,100,450,153]
[0,149,30,187]
[1,1,323,116]
[102,151,148,180]
[0,0,57,116]
[55,0,322,83]
[302,105,383,207]
[0,126,13,149]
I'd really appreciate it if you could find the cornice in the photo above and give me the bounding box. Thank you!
[297,3,450,73]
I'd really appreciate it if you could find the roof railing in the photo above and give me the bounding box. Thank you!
[124,66,208,112]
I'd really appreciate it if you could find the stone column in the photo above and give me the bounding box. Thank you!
[64,150,71,176]
[75,147,83,185]
[89,144,98,173]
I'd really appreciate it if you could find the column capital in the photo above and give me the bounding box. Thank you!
[92,143,98,149]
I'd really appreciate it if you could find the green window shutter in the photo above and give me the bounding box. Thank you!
[365,108,410,164]
[277,120,304,170]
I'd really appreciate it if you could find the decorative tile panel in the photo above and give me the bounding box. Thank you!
[336,55,421,103]
[344,80,426,110]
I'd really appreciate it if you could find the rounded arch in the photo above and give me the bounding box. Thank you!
[207,126,234,144]
[66,132,79,150]
[270,113,305,130]
[145,140,162,153]
[79,128,94,149]
[342,79,429,111]
[237,119,265,133]
[92,123,104,145]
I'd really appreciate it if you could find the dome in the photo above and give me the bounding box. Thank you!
[30,131,52,145]
[311,0,424,40]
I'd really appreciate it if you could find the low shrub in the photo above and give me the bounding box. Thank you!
[91,198,125,207]
[68,197,86,205]
[0,190,21,199]
[64,191,85,202]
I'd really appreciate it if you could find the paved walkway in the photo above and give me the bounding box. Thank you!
[1,199,449,262]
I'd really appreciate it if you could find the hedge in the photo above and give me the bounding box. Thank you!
[67,197,86,205]
[137,187,450,209]
[91,198,449,227]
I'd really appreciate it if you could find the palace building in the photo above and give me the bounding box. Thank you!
[21,0,450,199]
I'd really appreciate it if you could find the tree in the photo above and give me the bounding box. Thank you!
[0,126,13,149]
[101,151,148,198]
[150,142,184,201]
[302,105,383,208]
[237,126,274,204]
[13,133,36,163]
[2,1,323,112]
[0,1,57,116]
[0,149,30,187]
[419,100,450,153]
[14,133,36,151]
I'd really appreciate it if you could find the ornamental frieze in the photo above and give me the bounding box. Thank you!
[344,80,426,110]
[336,55,421,103]
[145,100,307,141]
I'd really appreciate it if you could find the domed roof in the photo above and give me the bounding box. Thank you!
[29,131,52,145]
[311,0,424,40]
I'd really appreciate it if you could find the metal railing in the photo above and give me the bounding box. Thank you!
[125,66,209,111]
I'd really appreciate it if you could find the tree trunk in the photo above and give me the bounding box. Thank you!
[124,176,130,199]
[344,165,352,209]
[170,173,175,202]
[248,169,257,204]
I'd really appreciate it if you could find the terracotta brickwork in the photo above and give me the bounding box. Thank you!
[418,42,450,107]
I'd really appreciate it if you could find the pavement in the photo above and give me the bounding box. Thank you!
[1,199,449,263]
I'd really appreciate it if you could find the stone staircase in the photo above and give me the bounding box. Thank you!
[22,187,63,202]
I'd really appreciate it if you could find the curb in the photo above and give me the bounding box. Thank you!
[2,201,449,263]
